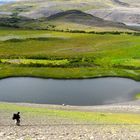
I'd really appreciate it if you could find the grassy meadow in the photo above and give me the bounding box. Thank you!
[0,103,140,124]
[0,28,140,79]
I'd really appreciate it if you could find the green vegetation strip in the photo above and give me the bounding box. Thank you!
[0,59,69,66]
[135,93,140,99]
[0,103,140,124]
[0,64,140,80]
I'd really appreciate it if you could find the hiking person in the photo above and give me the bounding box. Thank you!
[12,112,21,126]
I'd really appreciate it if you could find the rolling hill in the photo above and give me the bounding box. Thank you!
[0,9,129,31]
[47,10,126,28]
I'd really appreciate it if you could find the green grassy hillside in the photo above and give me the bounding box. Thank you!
[0,28,140,79]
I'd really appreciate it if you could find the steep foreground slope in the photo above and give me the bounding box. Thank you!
[0,102,140,139]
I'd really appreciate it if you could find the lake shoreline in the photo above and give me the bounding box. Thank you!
[0,74,140,81]
[1,99,140,113]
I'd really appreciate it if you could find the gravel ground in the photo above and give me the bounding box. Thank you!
[0,125,140,140]
[0,101,140,140]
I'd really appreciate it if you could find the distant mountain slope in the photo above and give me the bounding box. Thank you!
[0,0,139,24]
[111,0,129,6]
[47,10,126,28]
[86,0,140,25]
[120,0,140,7]
[87,7,140,25]
[0,0,139,31]
[0,0,130,18]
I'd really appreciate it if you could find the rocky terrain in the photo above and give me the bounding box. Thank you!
[0,124,140,140]
[0,101,140,140]
[87,7,140,25]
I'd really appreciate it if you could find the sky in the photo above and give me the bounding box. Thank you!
[0,0,16,2]
[0,0,14,1]
[0,0,17,4]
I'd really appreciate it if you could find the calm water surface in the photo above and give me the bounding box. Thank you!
[0,77,140,106]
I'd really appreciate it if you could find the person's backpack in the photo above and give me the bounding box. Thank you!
[12,114,17,120]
